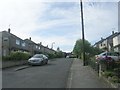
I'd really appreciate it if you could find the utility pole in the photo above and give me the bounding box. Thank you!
[80,0,86,66]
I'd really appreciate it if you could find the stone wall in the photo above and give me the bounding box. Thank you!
[2,60,27,69]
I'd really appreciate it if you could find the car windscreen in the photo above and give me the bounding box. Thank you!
[100,52,106,56]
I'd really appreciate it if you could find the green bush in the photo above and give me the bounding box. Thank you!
[3,51,30,61]
[47,53,56,59]
[111,76,120,83]
[47,52,64,59]
[2,56,11,61]
[88,57,98,69]
[99,59,116,70]
[55,51,64,58]
[103,71,115,78]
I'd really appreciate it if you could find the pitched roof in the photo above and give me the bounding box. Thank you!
[94,32,120,46]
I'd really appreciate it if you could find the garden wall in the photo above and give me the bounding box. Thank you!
[2,60,27,69]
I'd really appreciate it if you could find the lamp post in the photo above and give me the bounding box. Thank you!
[80,0,86,66]
[51,42,55,49]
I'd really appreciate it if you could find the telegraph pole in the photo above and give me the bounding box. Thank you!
[80,0,86,66]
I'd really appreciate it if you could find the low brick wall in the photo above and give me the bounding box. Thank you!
[2,60,27,69]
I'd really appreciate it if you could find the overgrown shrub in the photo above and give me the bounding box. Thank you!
[47,51,64,59]
[88,57,98,69]
[103,71,115,78]
[55,52,64,58]
[2,55,11,61]
[3,51,30,61]
[99,59,116,70]
[47,53,56,59]
[111,76,120,83]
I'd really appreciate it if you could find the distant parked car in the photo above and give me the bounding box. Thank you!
[66,55,70,58]
[66,55,77,58]
[28,54,48,65]
[95,52,120,62]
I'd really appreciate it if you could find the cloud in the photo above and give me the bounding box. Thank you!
[0,1,81,52]
[83,2,118,44]
[0,0,49,38]
[0,0,118,52]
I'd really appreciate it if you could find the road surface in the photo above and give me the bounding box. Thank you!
[2,58,73,88]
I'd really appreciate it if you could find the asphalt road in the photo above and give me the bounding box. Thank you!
[2,58,73,88]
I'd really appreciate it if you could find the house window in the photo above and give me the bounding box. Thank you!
[36,45,38,49]
[22,42,26,47]
[3,37,8,41]
[3,49,6,56]
[39,47,40,49]
[16,39,20,45]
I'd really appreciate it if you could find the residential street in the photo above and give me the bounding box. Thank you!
[3,58,111,88]
[1,1,119,89]
[2,58,73,88]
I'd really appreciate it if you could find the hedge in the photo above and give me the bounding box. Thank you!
[3,51,31,61]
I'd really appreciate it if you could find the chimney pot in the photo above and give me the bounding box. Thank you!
[8,28,11,33]
[112,31,114,34]
[29,37,31,40]
[40,42,42,45]
[101,37,103,40]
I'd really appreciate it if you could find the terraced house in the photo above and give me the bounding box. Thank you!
[0,29,56,56]
[113,32,120,52]
[94,31,120,52]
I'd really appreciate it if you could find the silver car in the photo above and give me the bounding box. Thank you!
[28,54,48,65]
[96,52,120,62]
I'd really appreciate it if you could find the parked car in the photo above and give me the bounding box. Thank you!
[66,55,70,58]
[66,54,77,58]
[95,52,120,62]
[28,54,48,65]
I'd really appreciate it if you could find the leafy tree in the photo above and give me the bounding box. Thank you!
[73,39,102,59]
[90,46,103,56]
[55,51,64,58]
[73,39,91,58]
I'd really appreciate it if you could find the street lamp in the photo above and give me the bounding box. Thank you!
[80,0,86,66]
[51,42,55,49]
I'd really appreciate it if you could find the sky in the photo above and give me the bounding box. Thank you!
[0,0,118,52]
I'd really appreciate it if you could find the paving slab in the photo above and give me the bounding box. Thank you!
[67,58,112,88]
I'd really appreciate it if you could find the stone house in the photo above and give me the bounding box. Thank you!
[0,29,56,56]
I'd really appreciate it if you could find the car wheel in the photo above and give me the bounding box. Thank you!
[41,61,44,65]
[28,62,30,65]
[45,60,48,64]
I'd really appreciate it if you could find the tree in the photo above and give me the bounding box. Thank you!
[73,39,91,58]
[73,39,102,59]
[90,46,103,56]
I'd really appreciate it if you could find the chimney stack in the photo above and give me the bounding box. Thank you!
[29,37,31,40]
[40,42,42,45]
[101,37,103,40]
[8,28,11,33]
[112,31,114,34]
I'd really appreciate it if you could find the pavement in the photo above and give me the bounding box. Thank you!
[67,58,112,88]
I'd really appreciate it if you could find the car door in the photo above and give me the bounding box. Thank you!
[109,52,118,61]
